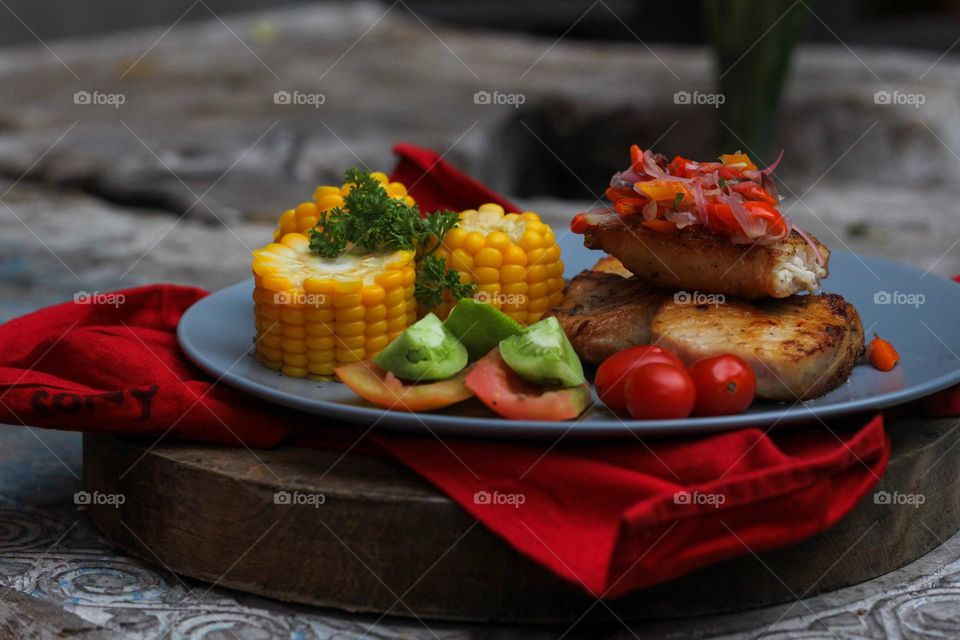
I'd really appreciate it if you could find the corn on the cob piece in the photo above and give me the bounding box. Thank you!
[252,233,417,379]
[431,204,565,325]
[273,172,416,241]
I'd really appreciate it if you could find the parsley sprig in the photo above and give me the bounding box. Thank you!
[308,168,476,308]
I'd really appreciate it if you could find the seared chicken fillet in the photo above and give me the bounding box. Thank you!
[583,218,829,300]
[550,259,863,401]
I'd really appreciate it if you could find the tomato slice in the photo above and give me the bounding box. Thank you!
[742,201,788,235]
[732,182,778,206]
[465,349,591,421]
[335,361,474,412]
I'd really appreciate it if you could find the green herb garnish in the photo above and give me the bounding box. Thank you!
[672,191,684,211]
[308,168,476,308]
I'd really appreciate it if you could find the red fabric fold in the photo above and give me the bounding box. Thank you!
[0,144,948,598]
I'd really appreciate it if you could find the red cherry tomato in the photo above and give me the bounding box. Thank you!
[595,346,685,415]
[624,363,696,420]
[688,354,757,416]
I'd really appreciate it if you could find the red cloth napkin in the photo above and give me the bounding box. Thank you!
[1,144,949,599]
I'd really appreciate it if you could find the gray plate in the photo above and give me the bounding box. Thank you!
[178,235,960,439]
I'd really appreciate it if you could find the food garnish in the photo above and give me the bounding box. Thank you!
[308,168,475,308]
[465,348,591,421]
[688,354,757,416]
[372,313,468,381]
[867,334,900,372]
[334,361,474,412]
[499,316,585,388]
[273,172,415,241]
[443,297,525,361]
[572,145,824,265]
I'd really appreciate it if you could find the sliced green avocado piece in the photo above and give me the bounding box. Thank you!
[499,316,585,387]
[372,313,467,381]
[443,298,525,361]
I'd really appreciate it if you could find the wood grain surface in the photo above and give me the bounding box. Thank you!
[83,413,960,623]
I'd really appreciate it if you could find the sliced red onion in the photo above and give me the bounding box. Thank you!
[742,169,761,182]
[692,180,708,221]
[664,208,698,228]
[719,193,766,239]
[577,206,619,227]
[792,223,825,266]
[641,199,659,221]
[761,149,784,176]
[761,173,781,203]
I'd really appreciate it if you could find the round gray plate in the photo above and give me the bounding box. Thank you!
[178,235,960,439]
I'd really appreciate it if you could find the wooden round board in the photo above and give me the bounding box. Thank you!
[83,414,960,623]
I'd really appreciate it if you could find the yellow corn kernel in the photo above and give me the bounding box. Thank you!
[307,361,336,376]
[388,181,407,196]
[366,335,389,353]
[449,249,474,272]
[295,202,317,219]
[519,231,542,252]
[386,302,406,319]
[282,365,309,377]
[473,267,500,284]
[305,307,335,322]
[336,320,366,337]
[549,291,565,307]
[333,279,363,295]
[443,227,468,251]
[335,305,365,323]
[306,336,335,351]
[474,247,503,269]
[384,288,405,308]
[376,270,404,289]
[402,267,416,286]
[333,293,363,309]
[478,203,505,215]
[505,311,527,324]
[527,265,548,283]
[314,185,341,200]
[501,264,526,283]
[365,320,388,336]
[503,245,527,266]
[463,232,486,255]
[371,172,389,184]
[335,348,365,363]
[366,304,387,321]
[337,334,366,350]
[528,281,549,300]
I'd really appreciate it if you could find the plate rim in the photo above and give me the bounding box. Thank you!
[178,251,960,439]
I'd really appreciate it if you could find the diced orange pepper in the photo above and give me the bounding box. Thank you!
[720,153,757,172]
[869,335,900,371]
[635,180,692,203]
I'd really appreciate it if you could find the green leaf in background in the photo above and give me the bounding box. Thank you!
[703,0,808,160]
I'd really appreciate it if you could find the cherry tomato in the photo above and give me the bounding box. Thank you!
[688,354,757,416]
[624,363,696,420]
[595,346,685,415]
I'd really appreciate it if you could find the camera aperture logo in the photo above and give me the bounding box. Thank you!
[674,490,725,508]
[873,290,925,308]
[874,90,925,109]
[274,291,326,306]
[74,90,125,109]
[674,290,724,307]
[474,290,526,306]
[473,490,525,508]
[874,490,925,509]
[474,90,525,108]
[74,490,125,509]
[274,490,326,508]
[74,291,125,308]
[274,90,326,108]
[674,90,725,108]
